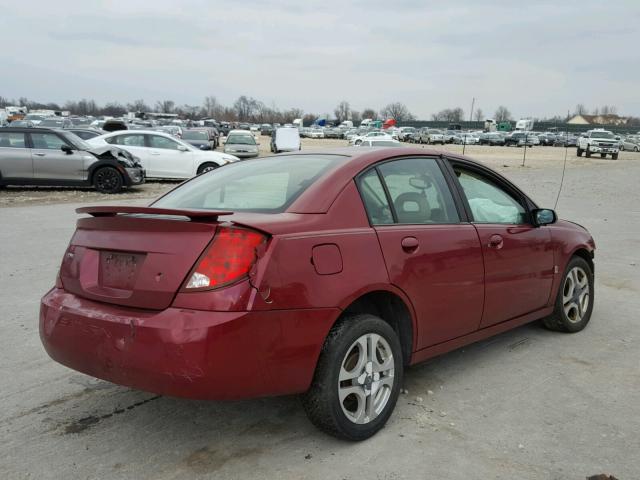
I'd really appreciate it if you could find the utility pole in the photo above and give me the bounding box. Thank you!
[469,97,475,122]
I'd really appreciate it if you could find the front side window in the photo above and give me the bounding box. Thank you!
[148,135,181,150]
[30,133,67,150]
[454,168,527,224]
[0,132,26,148]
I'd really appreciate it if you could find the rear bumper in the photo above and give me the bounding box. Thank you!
[40,288,338,400]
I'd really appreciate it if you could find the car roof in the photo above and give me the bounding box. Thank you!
[228,129,253,135]
[1,127,64,134]
[272,147,493,213]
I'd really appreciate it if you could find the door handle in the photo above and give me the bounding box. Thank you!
[488,234,504,249]
[401,236,419,253]
[33,153,45,156]
[151,152,161,155]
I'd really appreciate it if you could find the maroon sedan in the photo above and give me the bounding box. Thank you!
[40,148,595,440]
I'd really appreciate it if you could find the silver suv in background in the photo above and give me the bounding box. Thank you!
[0,128,145,193]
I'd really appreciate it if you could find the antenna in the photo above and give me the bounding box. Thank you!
[554,125,570,210]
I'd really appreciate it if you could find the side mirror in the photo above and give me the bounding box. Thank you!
[533,208,557,226]
[177,145,189,152]
[61,144,73,154]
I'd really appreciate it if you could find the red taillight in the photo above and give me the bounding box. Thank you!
[183,227,266,290]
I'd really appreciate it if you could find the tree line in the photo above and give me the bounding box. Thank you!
[2,94,636,126]
[0,94,416,124]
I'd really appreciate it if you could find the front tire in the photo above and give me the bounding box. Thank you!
[577,147,583,157]
[585,148,592,158]
[543,256,594,333]
[93,167,123,193]
[197,162,219,174]
[302,314,403,441]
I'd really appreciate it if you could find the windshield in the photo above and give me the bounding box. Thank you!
[182,131,208,140]
[153,154,345,213]
[227,134,256,145]
[25,115,45,120]
[591,131,615,140]
[60,131,92,150]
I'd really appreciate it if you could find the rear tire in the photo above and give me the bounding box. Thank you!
[302,314,403,441]
[197,162,219,174]
[543,256,594,333]
[93,167,123,193]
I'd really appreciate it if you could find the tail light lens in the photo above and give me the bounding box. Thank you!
[184,227,266,290]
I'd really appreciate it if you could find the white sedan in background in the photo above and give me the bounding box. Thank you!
[88,130,238,179]
[349,131,395,145]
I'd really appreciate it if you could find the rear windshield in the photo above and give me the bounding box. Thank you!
[182,131,208,140]
[153,154,346,213]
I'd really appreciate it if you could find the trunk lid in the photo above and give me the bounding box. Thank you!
[60,206,231,310]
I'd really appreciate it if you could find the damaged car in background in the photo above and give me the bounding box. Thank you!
[0,127,144,193]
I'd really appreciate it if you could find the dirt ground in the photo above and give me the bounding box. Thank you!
[1,143,639,479]
[2,139,639,207]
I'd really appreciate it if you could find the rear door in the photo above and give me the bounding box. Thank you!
[108,133,150,172]
[0,131,32,179]
[146,134,193,178]
[357,157,485,349]
[29,131,85,181]
[448,161,554,327]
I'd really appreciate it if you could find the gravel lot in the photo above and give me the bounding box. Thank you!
[1,144,639,479]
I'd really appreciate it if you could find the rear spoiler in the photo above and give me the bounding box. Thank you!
[76,206,233,222]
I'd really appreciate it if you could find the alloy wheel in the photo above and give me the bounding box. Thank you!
[338,333,395,424]
[563,266,590,323]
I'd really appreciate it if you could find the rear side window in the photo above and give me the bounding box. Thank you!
[111,134,145,147]
[0,132,26,148]
[358,158,460,225]
[358,170,393,225]
[153,154,344,213]
[377,158,460,224]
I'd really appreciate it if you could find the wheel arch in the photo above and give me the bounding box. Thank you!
[337,288,416,366]
[571,247,594,274]
[88,160,124,184]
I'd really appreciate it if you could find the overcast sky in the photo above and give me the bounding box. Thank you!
[1,0,639,119]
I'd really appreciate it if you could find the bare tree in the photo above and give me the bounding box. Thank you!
[202,96,220,118]
[233,96,260,121]
[600,105,617,116]
[334,101,351,122]
[380,102,414,122]
[574,104,588,116]
[474,108,484,122]
[127,99,150,113]
[432,107,464,122]
[155,100,175,113]
[361,108,377,120]
[494,106,512,123]
[103,102,127,116]
[0,96,9,108]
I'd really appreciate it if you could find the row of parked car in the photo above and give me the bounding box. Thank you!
[0,112,311,193]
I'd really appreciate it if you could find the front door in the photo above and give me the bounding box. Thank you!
[30,132,85,180]
[357,157,485,349]
[450,163,555,327]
